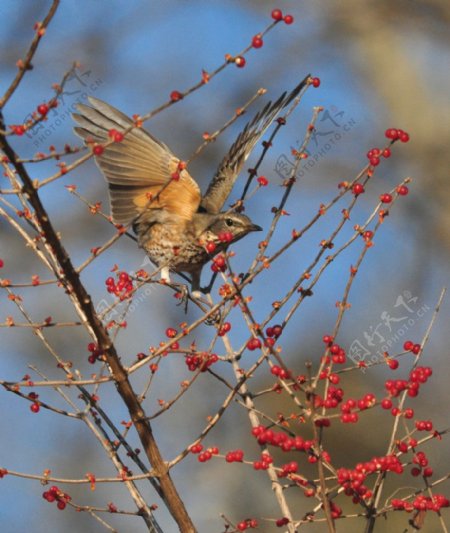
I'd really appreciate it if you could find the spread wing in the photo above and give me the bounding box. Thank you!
[73,96,201,225]
[201,75,310,214]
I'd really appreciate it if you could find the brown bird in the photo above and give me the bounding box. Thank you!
[73,77,308,294]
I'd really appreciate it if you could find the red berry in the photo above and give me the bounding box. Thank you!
[218,322,231,336]
[93,144,104,156]
[399,131,410,143]
[37,103,49,115]
[396,185,409,196]
[252,35,263,48]
[423,467,433,477]
[271,9,283,21]
[382,148,391,158]
[311,77,321,88]
[385,128,399,140]
[205,242,216,254]
[369,156,380,166]
[165,327,177,338]
[284,14,294,24]
[403,340,413,351]
[380,193,392,204]
[235,56,246,68]
[12,125,25,136]
[257,175,268,186]
[113,131,124,143]
[411,344,421,355]
[352,183,365,196]
[170,91,183,102]
[0,259,4,268]
[388,359,399,370]
[247,338,262,351]
[218,231,233,243]
[271,325,282,338]
[30,402,40,413]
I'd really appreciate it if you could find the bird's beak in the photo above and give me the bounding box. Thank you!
[250,223,263,232]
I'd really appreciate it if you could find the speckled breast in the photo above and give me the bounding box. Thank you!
[137,223,210,273]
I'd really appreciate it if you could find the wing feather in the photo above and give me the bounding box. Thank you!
[201,75,310,213]
[73,97,201,225]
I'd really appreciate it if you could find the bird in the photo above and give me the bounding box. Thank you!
[72,76,308,294]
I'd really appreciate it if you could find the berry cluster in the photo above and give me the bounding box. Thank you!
[105,271,134,300]
[340,393,376,424]
[218,322,231,336]
[404,340,422,354]
[42,486,71,511]
[270,365,291,379]
[185,352,218,372]
[271,9,294,25]
[107,128,124,143]
[246,337,262,351]
[385,128,410,143]
[384,365,431,399]
[217,231,233,243]
[225,449,244,463]
[29,392,40,413]
[338,455,403,503]
[237,518,258,531]
[211,254,227,273]
[198,447,219,463]
[251,425,314,453]
[391,494,449,513]
[411,450,432,476]
[252,452,274,471]
[190,442,219,462]
[87,342,104,364]
[366,147,392,167]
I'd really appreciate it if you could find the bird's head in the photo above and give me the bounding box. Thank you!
[207,212,262,244]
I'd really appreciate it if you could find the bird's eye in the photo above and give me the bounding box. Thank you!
[225,218,234,227]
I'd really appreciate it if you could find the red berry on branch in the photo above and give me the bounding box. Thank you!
[252,35,263,48]
[352,183,365,196]
[93,144,104,156]
[396,185,409,196]
[257,175,268,186]
[385,128,399,140]
[235,56,246,68]
[205,242,216,254]
[170,91,183,102]
[388,359,399,370]
[380,193,392,204]
[311,77,321,88]
[271,9,283,21]
[284,14,294,24]
[37,103,49,115]
[165,327,177,338]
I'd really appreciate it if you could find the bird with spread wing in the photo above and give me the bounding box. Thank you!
[73,76,308,294]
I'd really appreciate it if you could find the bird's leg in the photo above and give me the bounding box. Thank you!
[190,270,203,300]
[160,266,171,283]
[200,272,218,295]
[189,270,221,325]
